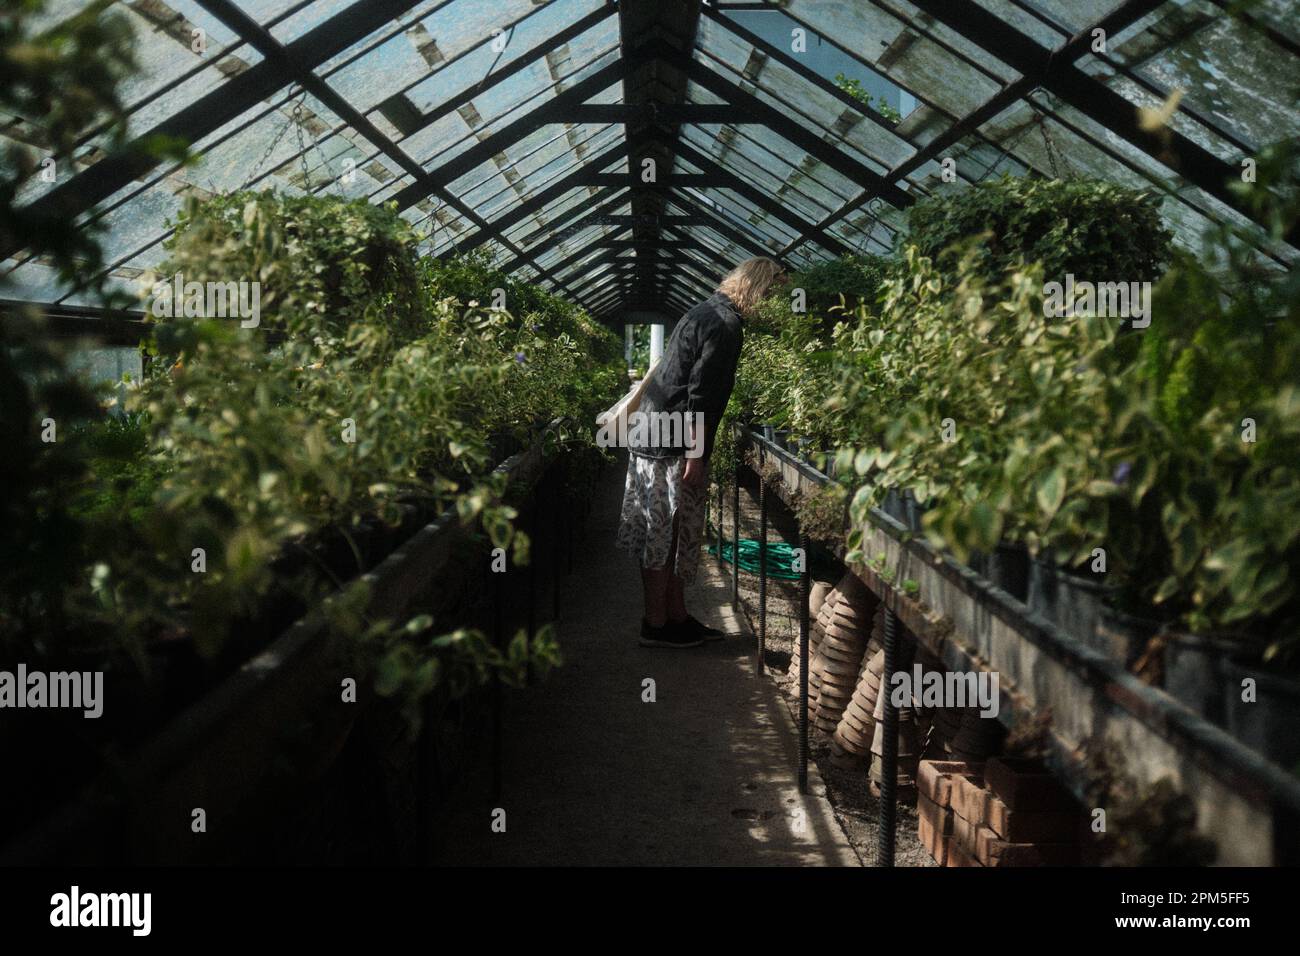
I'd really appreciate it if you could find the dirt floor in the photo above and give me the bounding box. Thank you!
[704,474,936,868]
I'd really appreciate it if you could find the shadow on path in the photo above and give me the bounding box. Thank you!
[432,455,859,866]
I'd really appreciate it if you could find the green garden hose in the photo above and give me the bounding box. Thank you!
[707,536,803,580]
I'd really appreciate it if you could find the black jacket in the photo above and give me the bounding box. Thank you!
[630,292,744,461]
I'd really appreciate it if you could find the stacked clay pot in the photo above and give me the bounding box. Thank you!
[944,706,1006,762]
[814,573,879,736]
[805,586,841,720]
[869,644,920,797]
[830,619,885,769]
[791,580,834,689]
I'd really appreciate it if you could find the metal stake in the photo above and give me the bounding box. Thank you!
[757,466,767,676]
[731,463,740,607]
[878,604,899,867]
[551,466,562,623]
[717,478,725,563]
[798,530,810,794]
[491,558,503,801]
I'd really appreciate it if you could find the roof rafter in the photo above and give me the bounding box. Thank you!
[0,0,427,263]
[907,0,1294,246]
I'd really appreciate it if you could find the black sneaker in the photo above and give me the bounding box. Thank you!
[639,619,704,648]
[675,614,725,642]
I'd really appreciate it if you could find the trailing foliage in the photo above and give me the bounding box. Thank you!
[750,254,889,334]
[158,191,427,343]
[3,189,621,726]
[0,0,187,295]
[905,175,1173,286]
[833,74,901,125]
[714,256,889,479]
[829,150,1300,660]
[0,0,184,658]
[723,159,1297,663]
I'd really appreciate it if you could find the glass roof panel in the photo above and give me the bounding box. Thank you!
[782,0,1013,103]
[693,26,914,174]
[6,0,1298,320]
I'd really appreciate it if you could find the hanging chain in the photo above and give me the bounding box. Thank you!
[1031,94,1078,180]
[242,88,304,189]
[288,94,339,193]
[854,198,887,256]
[291,98,314,189]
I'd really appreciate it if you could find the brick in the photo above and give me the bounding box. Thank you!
[950,774,988,826]
[984,834,1079,866]
[953,814,1033,867]
[946,839,982,867]
[917,793,953,835]
[984,757,1073,812]
[916,796,951,866]
[985,791,1080,843]
[980,833,1042,867]
[951,812,979,854]
[917,759,983,808]
[954,819,1081,867]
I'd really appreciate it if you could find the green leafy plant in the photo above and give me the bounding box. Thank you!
[0,0,189,297]
[5,187,622,726]
[793,482,849,546]
[833,73,902,124]
[0,0,186,659]
[905,175,1173,286]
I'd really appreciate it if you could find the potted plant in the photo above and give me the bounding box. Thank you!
[1090,140,1300,769]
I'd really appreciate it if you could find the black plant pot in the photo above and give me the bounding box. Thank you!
[1164,632,1239,726]
[761,424,775,442]
[1028,555,1110,651]
[882,488,907,524]
[1221,659,1300,772]
[1096,604,1162,670]
[987,542,1030,602]
[901,490,924,534]
[821,450,837,478]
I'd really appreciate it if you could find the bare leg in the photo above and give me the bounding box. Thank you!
[666,511,688,623]
[641,564,671,628]
[643,503,688,627]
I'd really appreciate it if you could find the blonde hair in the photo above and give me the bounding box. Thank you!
[717,257,784,315]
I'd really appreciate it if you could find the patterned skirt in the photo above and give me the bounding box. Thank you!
[614,453,708,583]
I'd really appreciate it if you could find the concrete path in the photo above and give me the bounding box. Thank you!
[433,456,860,865]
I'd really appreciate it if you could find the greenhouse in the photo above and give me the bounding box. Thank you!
[1,0,1298,892]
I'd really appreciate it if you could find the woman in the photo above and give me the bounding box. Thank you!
[615,257,786,648]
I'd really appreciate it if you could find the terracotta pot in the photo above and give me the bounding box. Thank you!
[869,695,919,794]
[813,573,875,733]
[810,580,834,619]
[792,582,837,688]
[944,707,1005,762]
[833,646,884,761]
